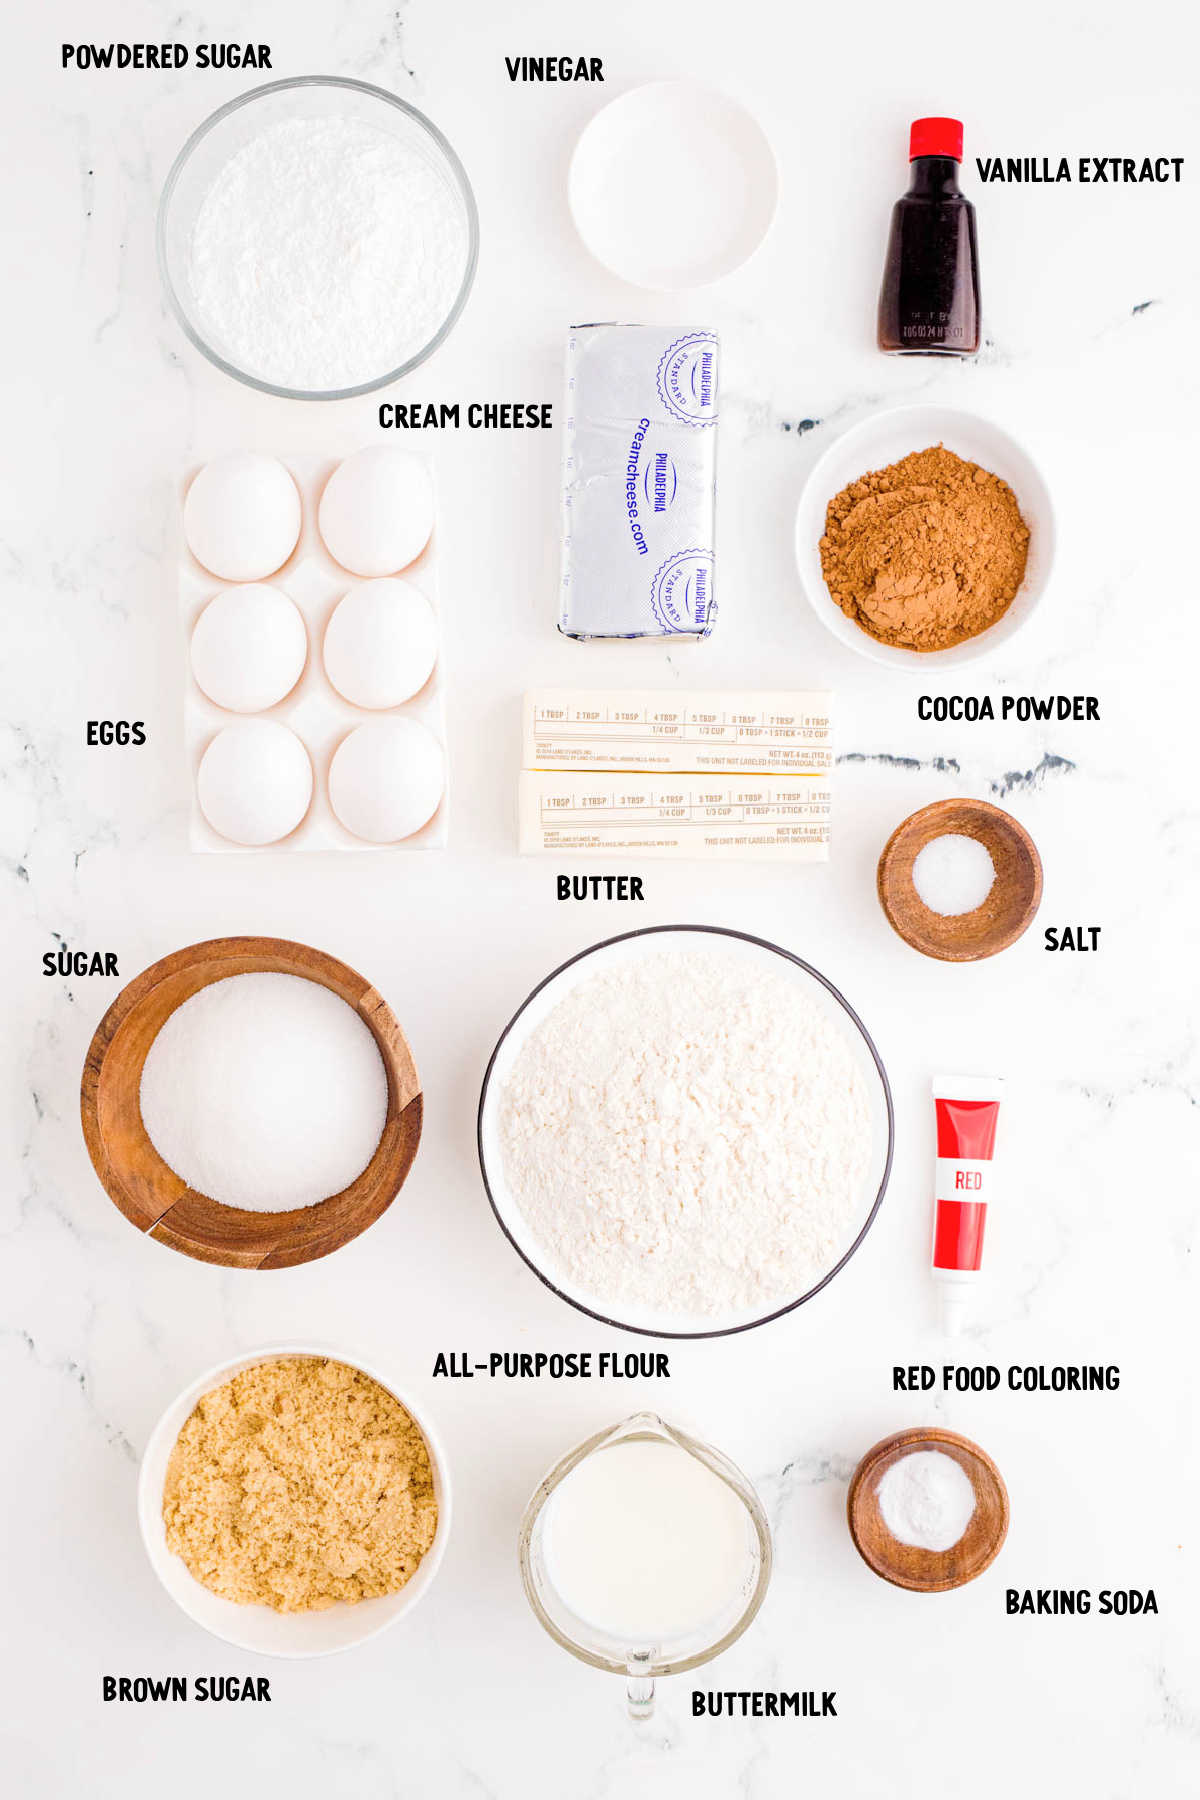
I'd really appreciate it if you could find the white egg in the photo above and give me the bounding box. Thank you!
[322,579,438,709]
[318,447,435,577]
[190,585,308,713]
[328,718,445,843]
[197,720,313,846]
[184,452,302,582]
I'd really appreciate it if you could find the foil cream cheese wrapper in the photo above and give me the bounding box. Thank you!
[559,324,719,640]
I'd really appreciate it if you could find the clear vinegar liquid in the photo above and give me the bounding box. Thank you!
[541,1439,752,1643]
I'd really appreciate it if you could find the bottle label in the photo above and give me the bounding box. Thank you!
[934,1156,994,1202]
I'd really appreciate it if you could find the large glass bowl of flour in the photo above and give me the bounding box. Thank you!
[158,77,478,400]
[478,926,894,1338]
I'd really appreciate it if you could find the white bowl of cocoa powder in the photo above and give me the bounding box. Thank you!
[794,405,1055,668]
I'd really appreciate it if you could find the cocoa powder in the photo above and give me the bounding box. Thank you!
[819,445,1030,652]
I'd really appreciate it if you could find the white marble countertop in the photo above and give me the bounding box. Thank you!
[3,1,1199,1794]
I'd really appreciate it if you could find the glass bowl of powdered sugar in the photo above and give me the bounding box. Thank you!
[158,77,478,400]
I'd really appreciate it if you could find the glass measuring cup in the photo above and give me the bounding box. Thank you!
[518,1412,772,1719]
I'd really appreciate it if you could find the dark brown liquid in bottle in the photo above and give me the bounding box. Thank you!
[878,155,980,355]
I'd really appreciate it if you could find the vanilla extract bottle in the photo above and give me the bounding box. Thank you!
[878,117,980,356]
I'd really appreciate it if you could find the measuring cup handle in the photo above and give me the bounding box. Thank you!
[626,1658,655,1720]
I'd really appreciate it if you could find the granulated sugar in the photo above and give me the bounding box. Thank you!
[139,972,388,1210]
[190,115,469,391]
[498,948,873,1316]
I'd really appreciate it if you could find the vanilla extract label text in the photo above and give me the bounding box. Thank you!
[976,156,1182,184]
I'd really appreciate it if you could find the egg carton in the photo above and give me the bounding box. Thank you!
[180,456,448,853]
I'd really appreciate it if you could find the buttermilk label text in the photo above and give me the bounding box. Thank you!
[693,1691,837,1718]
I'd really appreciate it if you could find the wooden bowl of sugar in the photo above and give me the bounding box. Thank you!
[847,1426,1009,1593]
[877,797,1042,962]
[80,936,422,1269]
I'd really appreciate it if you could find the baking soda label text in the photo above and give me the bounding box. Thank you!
[1005,1590,1157,1615]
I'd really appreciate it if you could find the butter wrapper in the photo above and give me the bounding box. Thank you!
[559,324,719,640]
[519,772,830,862]
[524,688,834,775]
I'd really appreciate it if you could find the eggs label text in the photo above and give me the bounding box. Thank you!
[87,720,145,745]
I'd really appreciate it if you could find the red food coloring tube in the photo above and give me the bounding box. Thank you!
[931,1075,1003,1336]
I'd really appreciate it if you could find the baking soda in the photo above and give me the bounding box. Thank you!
[877,1449,976,1552]
[139,972,388,1210]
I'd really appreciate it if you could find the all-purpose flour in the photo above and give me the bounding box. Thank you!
[498,949,873,1316]
[190,115,468,391]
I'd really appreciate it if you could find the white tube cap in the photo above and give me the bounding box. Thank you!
[939,1287,969,1337]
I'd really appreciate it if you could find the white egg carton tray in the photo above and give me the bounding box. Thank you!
[180,455,448,853]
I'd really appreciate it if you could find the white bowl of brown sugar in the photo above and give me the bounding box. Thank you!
[794,405,1056,669]
[137,1345,451,1657]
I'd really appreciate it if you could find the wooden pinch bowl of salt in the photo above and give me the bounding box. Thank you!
[80,936,422,1269]
[876,797,1042,962]
[847,1426,1010,1593]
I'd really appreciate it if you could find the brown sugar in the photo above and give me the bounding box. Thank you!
[163,1357,438,1613]
[819,445,1030,651]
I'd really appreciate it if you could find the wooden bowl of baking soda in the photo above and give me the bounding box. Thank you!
[847,1426,1009,1593]
[81,936,422,1269]
[877,797,1042,962]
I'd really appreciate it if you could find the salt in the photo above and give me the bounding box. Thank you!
[190,115,469,392]
[139,973,388,1211]
[877,1449,976,1552]
[912,833,995,916]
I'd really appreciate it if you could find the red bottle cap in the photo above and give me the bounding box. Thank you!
[909,117,963,161]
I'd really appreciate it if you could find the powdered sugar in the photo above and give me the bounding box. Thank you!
[189,115,469,392]
[498,948,873,1316]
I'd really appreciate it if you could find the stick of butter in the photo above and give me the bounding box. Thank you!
[519,772,830,861]
[525,688,832,775]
